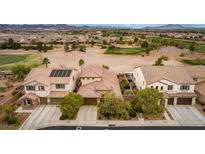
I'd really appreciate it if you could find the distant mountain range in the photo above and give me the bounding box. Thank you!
[0,24,205,30]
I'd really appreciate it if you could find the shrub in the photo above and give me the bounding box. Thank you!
[141,41,149,48]
[3,105,15,115]
[180,52,186,57]
[107,45,116,50]
[79,46,86,52]
[160,55,168,61]
[120,80,130,93]
[101,45,107,49]
[154,57,164,66]
[102,65,109,69]
[131,88,165,115]
[59,92,84,120]
[98,92,130,120]
[0,86,6,92]
[4,114,18,124]
[12,90,18,96]
[12,64,31,79]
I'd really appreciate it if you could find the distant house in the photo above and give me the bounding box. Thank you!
[77,64,122,105]
[19,67,79,109]
[132,66,197,106]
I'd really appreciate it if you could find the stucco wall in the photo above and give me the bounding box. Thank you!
[132,67,195,93]
[24,70,78,97]
[148,79,195,93]
[132,67,146,90]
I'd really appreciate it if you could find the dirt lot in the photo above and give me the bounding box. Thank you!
[41,46,188,73]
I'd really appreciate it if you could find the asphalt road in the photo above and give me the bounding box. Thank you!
[38,126,205,130]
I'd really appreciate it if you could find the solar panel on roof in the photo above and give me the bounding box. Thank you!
[62,70,67,77]
[56,70,61,77]
[49,70,55,77]
[58,70,63,77]
[65,70,71,77]
[49,69,72,77]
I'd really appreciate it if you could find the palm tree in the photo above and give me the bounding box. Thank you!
[79,59,85,72]
[42,57,50,68]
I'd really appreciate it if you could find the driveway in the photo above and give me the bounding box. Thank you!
[19,105,61,130]
[76,105,97,121]
[20,105,97,130]
[167,105,205,126]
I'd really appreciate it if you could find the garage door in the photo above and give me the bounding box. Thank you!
[168,98,174,105]
[177,98,192,105]
[84,98,97,105]
[40,97,47,104]
[50,98,63,104]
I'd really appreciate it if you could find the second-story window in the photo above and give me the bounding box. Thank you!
[168,85,173,90]
[38,86,45,91]
[56,84,65,89]
[26,85,35,91]
[180,85,190,91]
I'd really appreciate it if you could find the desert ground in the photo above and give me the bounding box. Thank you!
[0,46,204,73]
[2,45,205,73]
[41,46,187,73]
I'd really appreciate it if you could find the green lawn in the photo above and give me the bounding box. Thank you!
[105,47,146,55]
[0,54,42,70]
[182,59,205,65]
[0,54,28,65]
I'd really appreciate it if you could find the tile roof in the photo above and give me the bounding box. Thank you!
[185,66,205,78]
[195,81,205,96]
[23,67,75,85]
[78,64,122,98]
[138,66,195,85]
[19,92,39,100]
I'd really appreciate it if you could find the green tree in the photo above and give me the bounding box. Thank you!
[36,42,43,52]
[189,42,196,53]
[131,88,164,114]
[133,37,139,43]
[102,40,107,45]
[79,59,85,72]
[43,44,48,52]
[79,45,86,52]
[141,41,149,48]
[64,42,70,52]
[154,57,164,66]
[42,57,50,68]
[90,40,95,47]
[71,41,77,50]
[98,92,130,120]
[59,92,84,120]
[12,65,31,79]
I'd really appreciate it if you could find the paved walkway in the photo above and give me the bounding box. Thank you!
[167,105,205,126]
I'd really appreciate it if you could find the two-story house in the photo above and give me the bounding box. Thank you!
[186,66,205,104]
[77,64,122,105]
[132,66,197,106]
[19,67,78,109]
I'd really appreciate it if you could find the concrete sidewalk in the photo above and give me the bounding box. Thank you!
[20,105,178,130]
[19,105,205,130]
